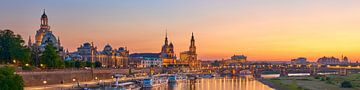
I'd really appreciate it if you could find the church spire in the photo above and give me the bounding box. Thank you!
[164,29,168,45]
[57,36,61,46]
[190,32,195,46]
[28,36,32,47]
[189,32,196,53]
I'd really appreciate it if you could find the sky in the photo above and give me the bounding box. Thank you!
[1,0,360,61]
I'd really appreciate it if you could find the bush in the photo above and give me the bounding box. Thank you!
[0,66,24,90]
[314,75,320,79]
[22,66,33,71]
[95,61,102,68]
[341,81,352,88]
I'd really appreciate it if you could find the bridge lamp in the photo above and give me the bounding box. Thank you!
[72,78,76,82]
[43,80,47,84]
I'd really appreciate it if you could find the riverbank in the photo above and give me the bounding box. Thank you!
[261,75,359,90]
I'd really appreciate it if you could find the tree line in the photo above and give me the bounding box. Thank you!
[0,29,102,69]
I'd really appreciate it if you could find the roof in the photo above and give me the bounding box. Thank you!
[129,53,160,58]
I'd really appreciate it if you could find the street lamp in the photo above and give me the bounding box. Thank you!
[25,64,29,66]
[43,80,47,89]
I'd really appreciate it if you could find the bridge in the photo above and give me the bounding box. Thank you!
[199,64,360,78]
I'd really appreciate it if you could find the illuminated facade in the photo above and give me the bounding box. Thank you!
[180,33,200,68]
[160,32,176,66]
[28,10,65,62]
[69,43,129,68]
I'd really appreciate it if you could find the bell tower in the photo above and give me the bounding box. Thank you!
[189,32,196,53]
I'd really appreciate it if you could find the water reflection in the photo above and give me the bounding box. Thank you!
[145,76,273,90]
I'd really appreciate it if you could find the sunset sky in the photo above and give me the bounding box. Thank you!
[1,0,360,61]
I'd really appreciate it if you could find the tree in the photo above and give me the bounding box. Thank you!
[0,66,24,90]
[341,81,352,88]
[0,29,31,64]
[85,61,93,67]
[94,61,102,68]
[64,60,75,68]
[75,61,81,68]
[41,43,64,68]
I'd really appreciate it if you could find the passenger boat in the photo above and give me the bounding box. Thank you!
[142,77,168,88]
[168,74,188,83]
[111,82,141,90]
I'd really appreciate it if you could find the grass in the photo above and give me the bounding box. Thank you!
[267,78,307,90]
[266,76,358,90]
[319,73,360,89]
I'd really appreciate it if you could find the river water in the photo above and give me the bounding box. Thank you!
[144,76,274,90]
[94,73,325,90]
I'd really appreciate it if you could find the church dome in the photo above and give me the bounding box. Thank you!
[103,44,112,51]
[41,32,58,46]
[169,42,174,47]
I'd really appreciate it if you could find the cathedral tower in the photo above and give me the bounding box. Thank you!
[189,32,196,54]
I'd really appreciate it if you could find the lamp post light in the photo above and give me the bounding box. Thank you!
[43,80,47,89]
[25,64,29,66]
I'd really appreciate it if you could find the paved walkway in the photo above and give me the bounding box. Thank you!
[24,77,146,90]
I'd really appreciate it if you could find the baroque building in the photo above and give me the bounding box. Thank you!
[180,33,200,68]
[68,42,129,68]
[129,53,162,68]
[28,10,65,66]
[160,32,176,66]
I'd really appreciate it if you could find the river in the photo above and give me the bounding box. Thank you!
[144,76,273,90]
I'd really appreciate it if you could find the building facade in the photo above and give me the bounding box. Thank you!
[28,10,65,66]
[180,33,200,68]
[160,32,176,66]
[129,53,162,68]
[222,55,247,66]
[317,56,340,65]
[68,42,129,68]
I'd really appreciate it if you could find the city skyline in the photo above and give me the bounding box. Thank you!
[2,0,360,61]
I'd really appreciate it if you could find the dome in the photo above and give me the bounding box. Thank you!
[169,42,174,47]
[41,32,58,46]
[42,13,47,18]
[103,44,112,51]
[83,42,91,47]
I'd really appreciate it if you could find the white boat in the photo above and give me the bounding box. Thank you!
[111,82,141,90]
[142,77,168,88]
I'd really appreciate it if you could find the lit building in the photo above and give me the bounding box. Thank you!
[179,33,200,68]
[28,10,65,66]
[129,53,162,68]
[341,55,350,65]
[160,32,176,66]
[68,43,129,68]
[317,56,340,65]
[223,55,247,66]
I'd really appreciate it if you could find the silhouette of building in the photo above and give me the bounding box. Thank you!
[291,57,308,64]
[180,33,200,68]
